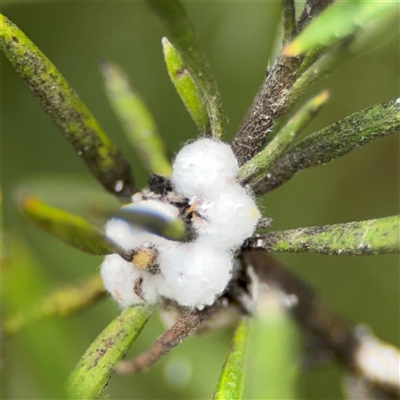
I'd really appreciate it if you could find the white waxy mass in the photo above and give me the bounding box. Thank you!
[101,138,261,309]
[101,254,159,307]
[172,138,239,198]
[158,241,233,308]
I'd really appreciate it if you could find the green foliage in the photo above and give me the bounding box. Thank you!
[162,37,210,134]
[284,1,398,56]
[145,0,224,138]
[252,99,400,194]
[101,61,172,177]
[239,90,330,185]
[66,305,154,399]
[18,193,124,256]
[247,302,299,399]
[4,274,106,336]
[213,318,250,400]
[2,1,399,399]
[248,216,400,255]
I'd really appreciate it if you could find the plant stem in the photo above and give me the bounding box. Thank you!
[231,0,332,165]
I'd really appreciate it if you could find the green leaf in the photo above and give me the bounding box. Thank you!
[283,1,397,56]
[100,61,172,177]
[66,305,154,400]
[4,274,106,336]
[3,234,85,398]
[116,206,194,242]
[246,216,400,255]
[16,174,121,221]
[0,13,135,199]
[247,293,299,399]
[253,99,400,195]
[19,192,125,257]
[213,318,250,400]
[162,37,210,134]
[145,0,224,139]
[238,90,330,186]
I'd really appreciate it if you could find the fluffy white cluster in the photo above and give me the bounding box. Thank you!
[101,138,260,309]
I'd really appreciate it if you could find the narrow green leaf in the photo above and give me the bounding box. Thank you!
[16,174,121,222]
[284,38,354,113]
[162,37,210,134]
[19,193,124,257]
[0,14,135,199]
[246,216,400,255]
[116,206,193,242]
[213,318,250,400]
[145,0,224,139]
[66,305,154,400]
[4,274,106,336]
[3,234,84,398]
[253,99,400,195]
[283,1,397,56]
[238,90,330,185]
[247,291,299,399]
[100,61,172,177]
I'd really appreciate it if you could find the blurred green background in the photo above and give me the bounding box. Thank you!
[1,1,399,399]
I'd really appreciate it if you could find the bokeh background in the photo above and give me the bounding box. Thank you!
[2,1,399,399]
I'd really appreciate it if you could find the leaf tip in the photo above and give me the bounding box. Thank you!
[161,36,171,48]
[315,89,331,105]
[17,191,37,212]
[281,42,301,57]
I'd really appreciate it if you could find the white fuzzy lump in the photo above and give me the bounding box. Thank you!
[101,138,260,309]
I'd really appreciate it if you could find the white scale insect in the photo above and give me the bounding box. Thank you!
[101,138,261,309]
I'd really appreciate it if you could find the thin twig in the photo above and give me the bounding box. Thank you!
[296,0,334,33]
[281,0,296,45]
[116,311,201,374]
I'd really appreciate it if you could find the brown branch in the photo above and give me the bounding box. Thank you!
[231,0,333,166]
[296,0,334,33]
[281,0,296,45]
[242,250,400,396]
[115,311,201,374]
